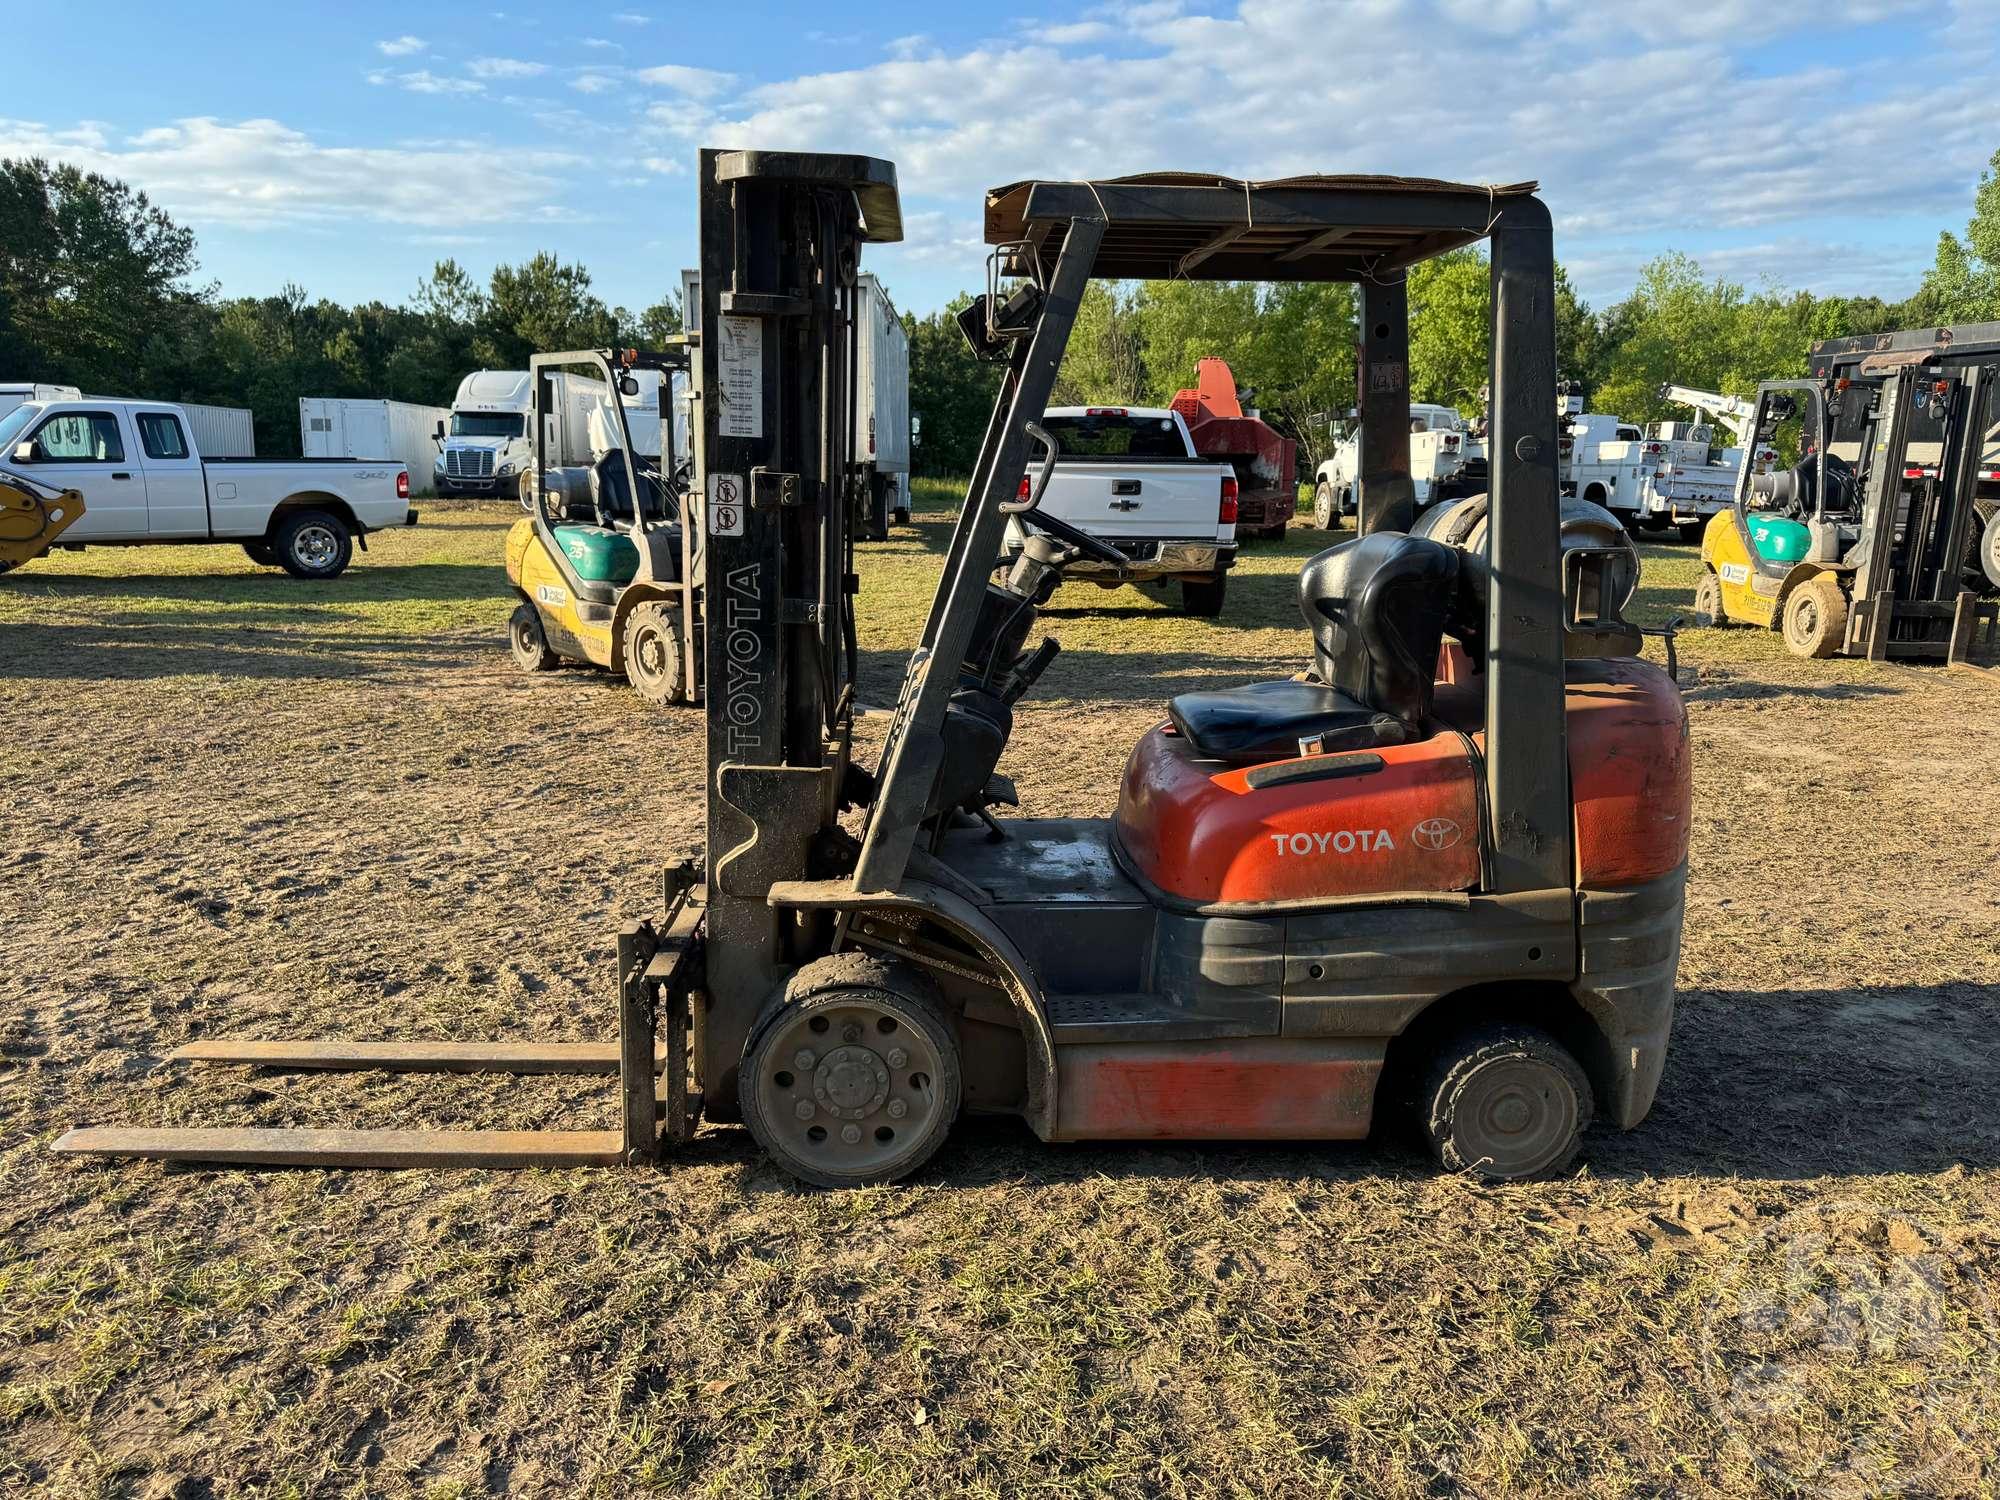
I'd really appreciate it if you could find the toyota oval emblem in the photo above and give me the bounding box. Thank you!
[1411,817,1462,851]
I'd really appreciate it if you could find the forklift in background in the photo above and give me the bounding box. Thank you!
[0,463,82,575]
[503,343,703,705]
[1694,357,2000,663]
[58,156,1692,1187]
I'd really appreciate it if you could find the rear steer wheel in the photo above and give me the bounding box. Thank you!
[1422,1024,1593,1180]
[274,509,353,580]
[621,600,692,706]
[1782,575,1849,659]
[741,955,962,1188]
[1692,571,1731,628]
[1180,573,1228,618]
[242,540,277,567]
[508,601,557,672]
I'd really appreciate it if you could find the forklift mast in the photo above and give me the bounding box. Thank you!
[692,150,904,1114]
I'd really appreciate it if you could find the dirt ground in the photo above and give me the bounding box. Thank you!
[3,498,1999,1498]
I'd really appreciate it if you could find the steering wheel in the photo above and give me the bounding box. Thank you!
[1020,507,1130,568]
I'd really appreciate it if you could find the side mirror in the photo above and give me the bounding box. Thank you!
[12,440,33,464]
[433,421,446,443]
[619,374,640,398]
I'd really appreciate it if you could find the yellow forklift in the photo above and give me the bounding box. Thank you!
[503,344,702,705]
[1695,360,2000,663]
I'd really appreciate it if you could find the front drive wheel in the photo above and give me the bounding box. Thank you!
[621,600,692,706]
[1692,571,1731,628]
[1312,481,1336,530]
[1422,1024,1593,1180]
[741,955,962,1188]
[1782,575,1849,659]
[1180,573,1227,617]
[275,510,353,580]
[508,601,557,672]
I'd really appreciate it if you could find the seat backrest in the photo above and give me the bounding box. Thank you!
[1299,532,1460,727]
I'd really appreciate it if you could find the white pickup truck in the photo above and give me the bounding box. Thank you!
[0,398,415,578]
[1003,406,1238,616]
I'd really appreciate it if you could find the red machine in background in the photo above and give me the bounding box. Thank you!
[1170,357,1298,538]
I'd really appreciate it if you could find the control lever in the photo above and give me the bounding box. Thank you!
[999,637,1061,704]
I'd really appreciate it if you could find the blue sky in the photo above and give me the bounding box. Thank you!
[6,0,1998,322]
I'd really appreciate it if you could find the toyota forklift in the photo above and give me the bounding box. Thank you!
[57,155,1691,1186]
[1694,358,2000,663]
[504,343,703,705]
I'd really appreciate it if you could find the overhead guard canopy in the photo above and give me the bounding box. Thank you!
[715,150,904,243]
[984,172,1538,283]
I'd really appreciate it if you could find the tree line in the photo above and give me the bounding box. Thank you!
[4,149,1997,475]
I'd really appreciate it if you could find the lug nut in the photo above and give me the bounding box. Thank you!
[887,1099,908,1119]
[795,1100,816,1120]
[886,1047,908,1069]
[794,1049,817,1070]
[841,1124,862,1144]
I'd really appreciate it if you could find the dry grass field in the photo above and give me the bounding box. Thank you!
[3,483,1998,1498]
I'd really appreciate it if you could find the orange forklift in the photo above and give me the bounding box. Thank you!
[58,155,1689,1186]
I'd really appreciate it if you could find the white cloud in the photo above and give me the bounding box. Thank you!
[1041,21,1113,44]
[612,10,650,22]
[635,63,733,98]
[375,35,426,56]
[467,57,548,79]
[674,0,1998,305]
[0,115,581,230]
[582,36,621,49]
[640,156,686,175]
[369,69,484,96]
[570,72,620,94]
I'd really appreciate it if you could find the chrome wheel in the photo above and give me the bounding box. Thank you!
[291,524,338,570]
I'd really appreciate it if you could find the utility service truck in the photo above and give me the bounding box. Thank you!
[1311,402,1475,527]
[1004,405,1239,615]
[0,397,415,578]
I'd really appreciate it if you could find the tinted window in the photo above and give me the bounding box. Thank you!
[1040,413,1186,459]
[137,412,189,460]
[32,412,124,462]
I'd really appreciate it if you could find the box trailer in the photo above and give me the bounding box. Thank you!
[181,402,255,458]
[0,382,81,420]
[300,397,453,493]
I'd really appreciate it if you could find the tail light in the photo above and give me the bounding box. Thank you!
[396,471,409,499]
[1645,442,1662,455]
[1443,434,1460,451]
[867,416,876,456]
[1084,407,1128,417]
[1219,475,1239,525]
[1017,476,1032,502]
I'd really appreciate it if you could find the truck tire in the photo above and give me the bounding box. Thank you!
[740,954,962,1188]
[1180,574,1227,618]
[1782,575,1849,658]
[622,600,693,706]
[1676,520,1705,544]
[274,510,353,580]
[1421,1023,1593,1180]
[1981,507,2000,592]
[1692,571,1732,628]
[0,559,21,578]
[892,505,911,526]
[509,602,557,672]
[1312,481,1337,530]
[242,541,277,567]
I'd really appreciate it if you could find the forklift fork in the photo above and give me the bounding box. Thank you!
[52,890,706,1170]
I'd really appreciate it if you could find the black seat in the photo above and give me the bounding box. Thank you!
[1168,532,1460,762]
[592,451,668,523]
